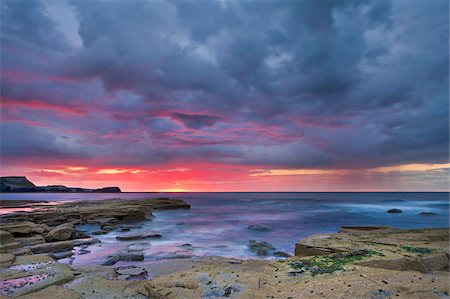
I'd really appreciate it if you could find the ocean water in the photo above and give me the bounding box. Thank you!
[1,192,449,265]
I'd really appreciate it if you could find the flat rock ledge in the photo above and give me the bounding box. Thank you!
[0,221,448,298]
[295,225,449,273]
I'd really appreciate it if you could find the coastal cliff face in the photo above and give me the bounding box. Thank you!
[0,176,121,193]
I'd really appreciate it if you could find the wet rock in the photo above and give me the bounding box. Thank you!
[248,224,272,231]
[419,212,436,216]
[30,240,74,254]
[115,266,147,277]
[387,209,402,213]
[72,238,99,246]
[92,230,109,235]
[0,253,15,267]
[248,240,276,256]
[102,251,145,265]
[46,223,75,241]
[72,230,90,239]
[273,250,291,257]
[128,242,151,252]
[116,231,162,241]
[51,251,74,260]
[223,285,241,297]
[2,262,75,297]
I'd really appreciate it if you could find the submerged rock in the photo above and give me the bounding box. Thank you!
[116,231,162,241]
[248,240,276,256]
[419,212,436,216]
[387,208,402,213]
[273,250,291,257]
[247,224,272,231]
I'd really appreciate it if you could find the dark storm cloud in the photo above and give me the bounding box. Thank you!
[170,113,220,129]
[1,0,448,170]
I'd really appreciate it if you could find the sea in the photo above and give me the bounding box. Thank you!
[1,192,449,266]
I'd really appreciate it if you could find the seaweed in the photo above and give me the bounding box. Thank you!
[288,249,374,276]
[401,246,435,255]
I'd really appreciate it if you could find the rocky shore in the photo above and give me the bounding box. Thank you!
[0,198,448,298]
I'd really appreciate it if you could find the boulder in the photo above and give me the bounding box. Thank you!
[116,231,162,241]
[247,224,272,231]
[46,223,75,241]
[387,209,402,213]
[30,240,74,254]
[248,240,276,256]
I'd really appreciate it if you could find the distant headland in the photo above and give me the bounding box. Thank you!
[0,176,121,193]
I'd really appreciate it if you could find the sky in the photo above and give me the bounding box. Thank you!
[0,0,449,192]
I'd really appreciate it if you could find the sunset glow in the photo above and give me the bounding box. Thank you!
[1,0,448,191]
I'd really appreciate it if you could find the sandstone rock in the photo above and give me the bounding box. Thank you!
[387,208,402,213]
[11,248,33,256]
[116,231,162,241]
[0,221,36,234]
[248,240,276,256]
[295,242,346,257]
[0,241,20,253]
[13,254,54,265]
[0,253,15,267]
[31,226,46,234]
[46,223,75,241]
[248,224,272,231]
[2,262,74,297]
[0,229,15,243]
[30,240,74,254]
[16,235,46,246]
[19,285,82,299]
[0,197,190,227]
